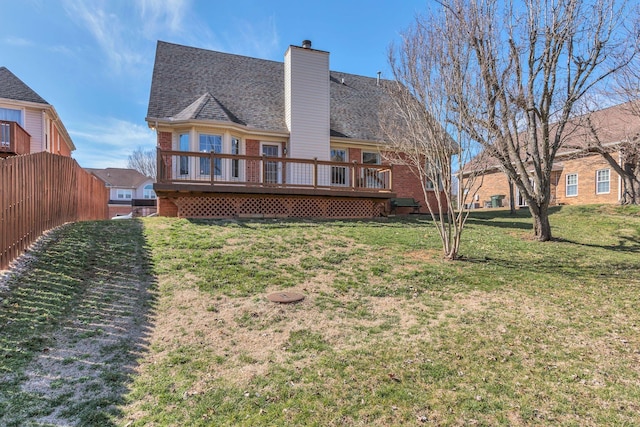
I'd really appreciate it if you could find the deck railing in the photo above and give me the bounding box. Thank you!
[0,120,30,156]
[157,149,393,192]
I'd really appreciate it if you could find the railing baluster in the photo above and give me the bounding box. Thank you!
[154,149,393,194]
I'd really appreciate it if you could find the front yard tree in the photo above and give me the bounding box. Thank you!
[381,10,483,260]
[412,0,633,241]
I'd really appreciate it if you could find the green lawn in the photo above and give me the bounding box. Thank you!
[1,205,640,426]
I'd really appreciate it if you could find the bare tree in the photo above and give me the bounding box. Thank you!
[562,8,640,205]
[565,100,640,205]
[427,0,634,241]
[381,11,483,260]
[127,146,156,180]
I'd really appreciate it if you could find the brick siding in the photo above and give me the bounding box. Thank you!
[464,152,621,208]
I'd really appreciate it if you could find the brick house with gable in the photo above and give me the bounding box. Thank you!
[146,40,445,218]
[460,102,640,209]
[0,67,75,158]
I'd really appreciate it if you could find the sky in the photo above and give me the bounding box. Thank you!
[0,0,429,169]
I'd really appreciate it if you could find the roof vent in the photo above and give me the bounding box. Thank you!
[302,40,312,49]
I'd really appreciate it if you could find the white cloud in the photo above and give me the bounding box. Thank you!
[62,0,145,73]
[137,0,190,38]
[69,118,156,168]
[225,15,280,59]
[2,36,33,47]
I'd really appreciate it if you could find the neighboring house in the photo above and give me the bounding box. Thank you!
[146,40,443,219]
[460,102,640,209]
[86,168,156,218]
[0,67,75,158]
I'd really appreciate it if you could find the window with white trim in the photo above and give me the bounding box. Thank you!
[425,159,443,191]
[116,189,133,199]
[231,137,240,179]
[0,107,22,125]
[362,151,382,188]
[331,148,347,185]
[143,184,156,199]
[566,173,578,197]
[179,133,189,175]
[199,134,222,176]
[596,169,610,194]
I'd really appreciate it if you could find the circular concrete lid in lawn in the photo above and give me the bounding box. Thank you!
[267,291,305,304]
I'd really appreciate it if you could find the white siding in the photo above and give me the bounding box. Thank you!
[284,46,330,163]
[24,108,43,153]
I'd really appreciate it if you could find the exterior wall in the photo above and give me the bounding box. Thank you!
[555,155,620,205]
[51,121,71,156]
[158,198,179,216]
[390,162,449,214]
[25,108,43,153]
[466,169,513,209]
[285,45,330,162]
[246,139,261,183]
[0,103,73,157]
[158,131,172,150]
[348,147,361,164]
[108,180,154,200]
[464,152,622,208]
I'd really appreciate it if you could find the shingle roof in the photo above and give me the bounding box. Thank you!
[461,101,640,175]
[86,168,151,188]
[147,41,391,142]
[0,67,49,105]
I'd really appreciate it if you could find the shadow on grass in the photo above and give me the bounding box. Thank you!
[0,219,157,426]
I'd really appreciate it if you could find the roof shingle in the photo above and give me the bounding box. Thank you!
[0,67,49,105]
[147,41,391,142]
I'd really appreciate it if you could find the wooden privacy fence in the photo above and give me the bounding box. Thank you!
[1,152,109,270]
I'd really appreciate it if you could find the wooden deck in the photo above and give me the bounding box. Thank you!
[154,149,396,218]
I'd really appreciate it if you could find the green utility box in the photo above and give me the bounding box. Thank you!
[491,195,506,208]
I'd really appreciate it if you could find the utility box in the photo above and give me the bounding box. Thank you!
[491,195,506,208]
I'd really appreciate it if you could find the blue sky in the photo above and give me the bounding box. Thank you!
[1,0,428,168]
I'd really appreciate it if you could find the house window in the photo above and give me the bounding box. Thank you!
[231,137,240,179]
[199,134,222,176]
[331,148,347,185]
[566,173,578,197]
[362,151,382,188]
[116,189,133,200]
[425,159,443,191]
[362,152,380,165]
[143,184,156,199]
[0,107,23,126]
[179,133,189,175]
[596,169,610,194]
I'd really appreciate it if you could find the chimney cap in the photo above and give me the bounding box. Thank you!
[302,40,312,49]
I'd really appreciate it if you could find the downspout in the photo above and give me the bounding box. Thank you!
[42,110,46,154]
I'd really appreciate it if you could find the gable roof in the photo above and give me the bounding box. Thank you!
[86,168,152,188]
[460,101,640,175]
[0,67,49,105]
[147,41,392,142]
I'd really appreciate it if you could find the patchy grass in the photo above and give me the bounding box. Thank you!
[0,220,156,427]
[118,207,640,426]
[1,206,639,426]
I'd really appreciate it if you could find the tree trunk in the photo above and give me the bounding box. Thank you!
[620,168,639,205]
[508,180,516,215]
[530,203,552,241]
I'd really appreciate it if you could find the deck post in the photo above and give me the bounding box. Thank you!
[313,157,318,188]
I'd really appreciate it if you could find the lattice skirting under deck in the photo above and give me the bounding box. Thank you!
[170,194,387,218]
